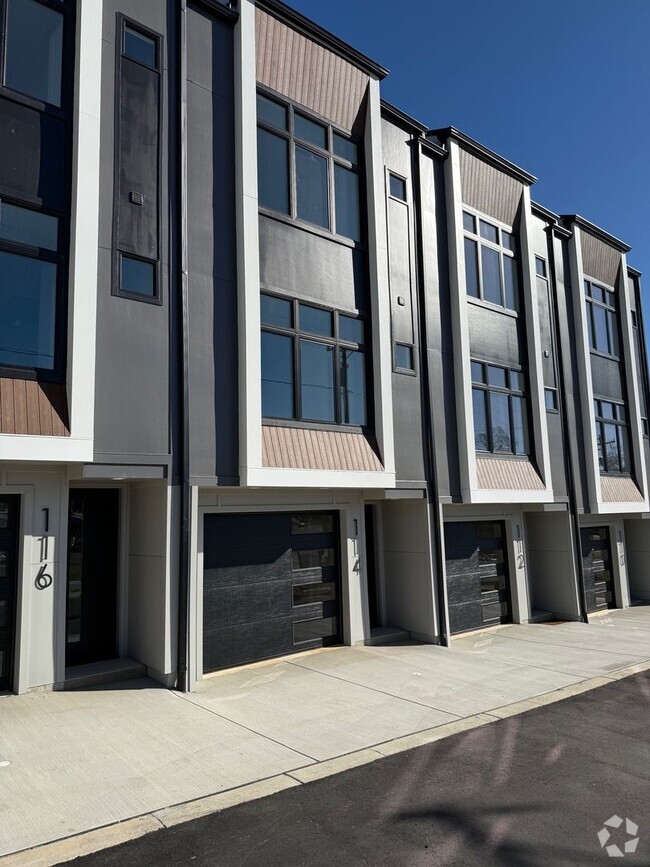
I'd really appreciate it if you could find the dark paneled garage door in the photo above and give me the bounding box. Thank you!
[444,520,512,634]
[580,526,615,612]
[203,511,341,672]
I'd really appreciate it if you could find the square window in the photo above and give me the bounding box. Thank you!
[299,304,333,337]
[124,24,157,69]
[339,315,364,344]
[389,174,407,201]
[120,255,156,298]
[487,365,507,388]
[294,114,327,149]
[333,133,358,163]
[395,344,414,371]
[257,93,287,130]
[479,220,498,244]
[261,294,292,329]
[463,212,476,233]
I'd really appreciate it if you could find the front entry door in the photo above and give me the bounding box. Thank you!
[66,489,120,668]
[580,526,615,613]
[0,496,20,692]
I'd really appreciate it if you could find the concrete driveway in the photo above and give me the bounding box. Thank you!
[1,606,649,859]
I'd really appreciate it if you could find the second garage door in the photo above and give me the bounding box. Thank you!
[203,511,341,673]
[444,520,512,634]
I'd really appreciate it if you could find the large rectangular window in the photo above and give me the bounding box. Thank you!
[3,0,64,106]
[471,361,530,456]
[463,211,519,312]
[261,294,368,427]
[584,280,619,357]
[594,399,631,475]
[256,92,362,242]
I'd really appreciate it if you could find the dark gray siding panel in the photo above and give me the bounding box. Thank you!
[547,414,568,498]
[591,355,624,402]
[259,216,368,313]
[468,304,522,367]
[186,6,238,481]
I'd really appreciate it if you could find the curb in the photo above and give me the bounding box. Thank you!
[1,661,648,866]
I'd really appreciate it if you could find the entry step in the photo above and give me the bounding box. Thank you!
[367,626,411,646]
[529,609,556,624]
[64,658,146,690]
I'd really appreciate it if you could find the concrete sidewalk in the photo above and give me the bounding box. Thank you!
[1,607,649,862]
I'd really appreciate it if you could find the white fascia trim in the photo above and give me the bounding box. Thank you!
[519,187,553,494]
[67,0,102,443]
[445,141,475,500]
[568,227,602,507]
[365,77,395,475]
[235,0,262,486]
[467,489,555,505]
[618,253,650,508]
[0,436,93,462]
[593,501,648,515]
[246,467,396,489]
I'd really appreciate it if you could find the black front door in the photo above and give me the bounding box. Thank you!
[203,511,341,672]
[581,526,615,613]
[445,520,512,634]
[0,496,20,692]
[66,489,120,668]
[364,505,380,629]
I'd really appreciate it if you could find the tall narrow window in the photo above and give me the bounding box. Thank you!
[584,280,619,357]
[463,212,519,311]
[471,361,530,456]
[594,399,631,475]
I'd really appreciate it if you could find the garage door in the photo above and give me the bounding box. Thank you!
[444,521,512,634]
[203,511,341,672]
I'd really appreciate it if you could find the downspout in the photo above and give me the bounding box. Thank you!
[411,136,449,647]
[176,0,191,691]
[545,224,588,622]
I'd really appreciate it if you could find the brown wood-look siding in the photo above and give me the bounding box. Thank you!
[476,456,545,491]
[255,8,369,132]
[580,231,621,287]
[0,379,69,436]
[600,475,644,503]
[262,425,383,472]
[460,149,523,227]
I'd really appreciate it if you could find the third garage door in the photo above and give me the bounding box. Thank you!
[444,520,512,634]
[203,511,341,673]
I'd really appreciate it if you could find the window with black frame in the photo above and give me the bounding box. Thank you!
[256,92,362,242]
[0,0,72,378]
[584,279,619,357]
[463,211,519,311]
[471,360,530,455]
[261,293,368,427]
[594,399,631,474]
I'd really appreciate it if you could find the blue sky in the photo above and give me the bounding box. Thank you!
[290,0,650,335]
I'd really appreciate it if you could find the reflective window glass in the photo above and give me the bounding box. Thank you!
[339,315,364,344]
[481,246,502,305]
[293,582,337,605]
[389,174,407,201]
[0,202,58,251]
[334,165,360,240]
[300,340,335,421]
[261,294,292,329]
[473,388,488,451]
[333,133,358,163]
[124,25,156,68]
[5,0,63,106]
[339,348,366,425]
[536,257,547,277]
[261,331,294,419]
[471,361,485,383]
[291,514,334,535]
[0,251,56,368]
[291,548,335,570]
[121,256,155,297]
[602,423,620,472]
[502,231,515,252]
[479,220,498,244]
[464,238,479,298]
[463,212,476,233]
[299,304,332,337]
[257,93,287,130]
[257,128,289,214]
[295,146,329,228]
[490,392,512,451]
[395,344,414,371]
[487,365,507,388]
[294,114,327,149]
[591,304,609,353]
[503,254,518,310]
[512,396,529,455]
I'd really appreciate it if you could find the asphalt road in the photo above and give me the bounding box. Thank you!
[71,672,649,866]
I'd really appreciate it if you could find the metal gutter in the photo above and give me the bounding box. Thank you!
[562,214,631,254]
[428,126,537,186]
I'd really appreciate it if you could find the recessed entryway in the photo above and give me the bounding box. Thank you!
[0,496,20,692]
[66,489,120,668]
[444,520,512,634]
[202,511,341,673]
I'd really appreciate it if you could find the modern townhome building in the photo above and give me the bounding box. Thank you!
[0,0,648,696]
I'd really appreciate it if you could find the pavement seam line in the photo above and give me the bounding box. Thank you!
[477,628,650,659]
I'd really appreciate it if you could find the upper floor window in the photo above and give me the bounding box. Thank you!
[2,0,64,106]
[584,280,619,358]
[594,399,630,474]
[471,360,530,455]
[0,197,61,372]
[463,211,519,312]
[261,293,368,427]
[256,92,362,242]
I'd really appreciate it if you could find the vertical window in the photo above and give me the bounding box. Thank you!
[594,399,631,475]
[471,361,530,456]
[463,212,519,311]
[4,0,64,106]
[256,92,363,241]
[261,294,369,427]
[584,280,619,357]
